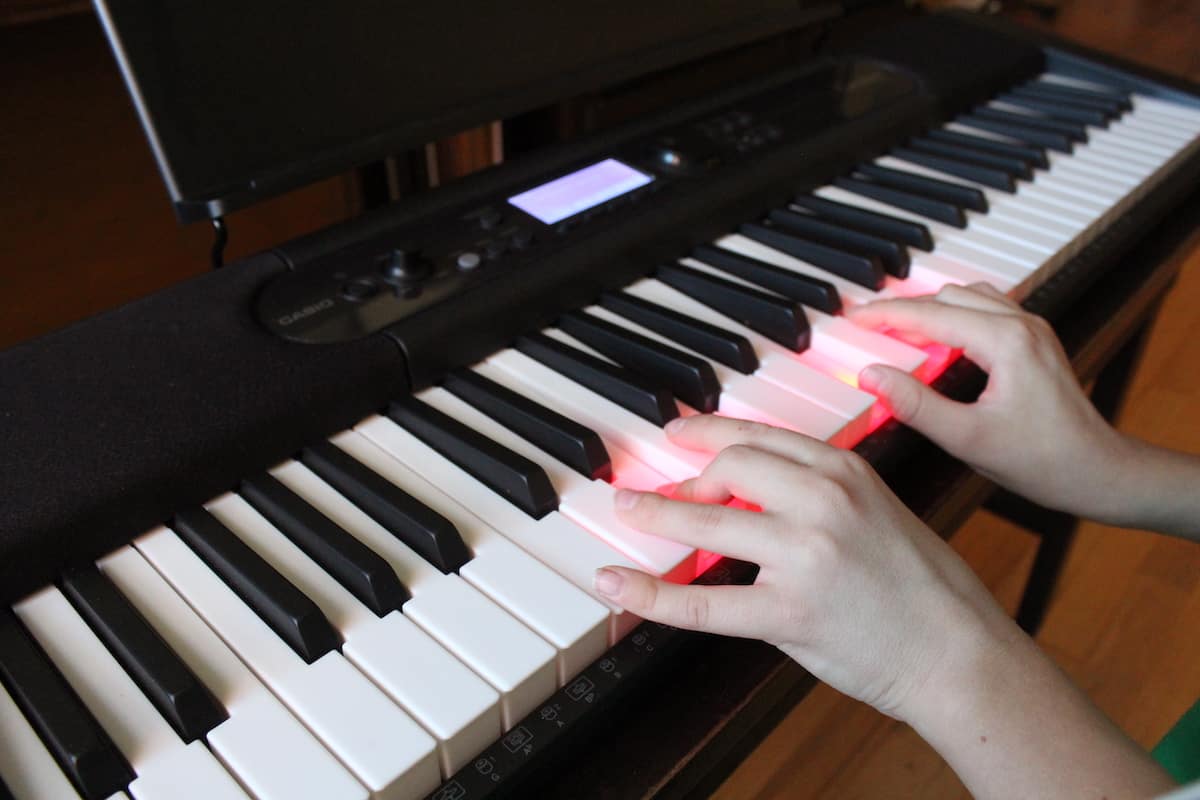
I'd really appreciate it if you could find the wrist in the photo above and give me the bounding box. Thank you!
[895,602,1025,737]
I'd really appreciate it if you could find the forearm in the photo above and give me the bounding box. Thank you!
[907,611,1174,800]
[1091,434,1200,541]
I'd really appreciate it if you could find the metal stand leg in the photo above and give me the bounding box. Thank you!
[989,314,1156,634]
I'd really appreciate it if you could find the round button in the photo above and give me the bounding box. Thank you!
[379,247,431,283]
[479,208,504,230]
[456,251,482,270]
[341,277,379,302]
[485,240,507,260]
[511,230,535,250]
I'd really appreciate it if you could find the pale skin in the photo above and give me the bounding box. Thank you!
[594,283,1200,799]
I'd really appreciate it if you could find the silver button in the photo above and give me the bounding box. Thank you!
[457,251,482,270]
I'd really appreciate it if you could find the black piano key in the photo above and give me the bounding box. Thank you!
[599,290,760,374]
[559,310,722,413]
[0,612,135,800]
[971,106,1089,142]
[852,164,988,213]
[925,128,1050,169]
[655,262,810,352]
[59,563,228,744]
[890,146,1017,192]
[738,222,885,290]
[172,507,343,664]
[790,194,934,251]
[515,332,680,427]
[767,208,910,278]
[691,244,842,313]
[995,92,1111,127]
[1018,80,1132,113]
[302,438,477,565]
[834,176,968,228]
[388,394,564,519]
[1012,84,1128,118]
[444,369,612,481]
[0,775,14,800]
[239,473,411,616]
[957,113,1075,153]
[908,137,1034,180]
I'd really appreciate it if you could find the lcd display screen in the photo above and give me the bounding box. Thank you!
[507,159,654,225]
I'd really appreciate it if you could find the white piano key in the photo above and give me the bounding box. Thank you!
[875,154,1114,232]
[204,491,504,773]
[133,527,440,800]
[322,431,611,681]
[584,303,863,445]
[1089,126,1178,161]
[621,278,880,419]
[13,587,250,800]
[1072,135,1163,167]
[400,571,555,728]
[939,222,1047,267]
[348,415,643,644]
[806,309,930,376]
[811,183,1069,278]
[480,347,710,482]
[1063,147,1155,181]
[1036,162,1136,196]
[910,251,1014,292]
[1130,94,1200,126]
[819,181,1079,252]
[984,195,1087,240]
[1113,114,1195,145]
[97,546,369,800]
[412,386,696,579]
[247,467,557,729]
[0,677,87,800]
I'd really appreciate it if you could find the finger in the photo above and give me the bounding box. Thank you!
[845,300,1013,372]
[664,414,841,468]
[858,364,979,453]
[964,281,1021,309]
[594,566,772,639]
[674,445,813,510]
[931,283,1021,314]
[614,488,778,563]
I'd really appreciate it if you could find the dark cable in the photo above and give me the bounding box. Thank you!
[210,217,228,269]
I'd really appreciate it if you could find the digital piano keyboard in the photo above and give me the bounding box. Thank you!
[3,11,1200,800]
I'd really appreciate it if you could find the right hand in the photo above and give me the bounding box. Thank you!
[847,283,1132,522]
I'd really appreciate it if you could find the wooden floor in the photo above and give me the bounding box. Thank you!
[2,3,1199,799]
[714,4,1200,796]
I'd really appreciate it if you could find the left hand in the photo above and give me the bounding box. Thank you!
[595,415,1008,721]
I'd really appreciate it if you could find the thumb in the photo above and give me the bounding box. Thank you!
[859,364,978,453]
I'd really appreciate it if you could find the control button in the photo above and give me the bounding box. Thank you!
[341,277,379,302]
[484,240,507,260]
[511,230,535,250]
[479,208,504,230]
[379,246,431,283]
[456,251,483,270]
[732,111,754,127]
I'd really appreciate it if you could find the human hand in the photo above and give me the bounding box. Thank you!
[594,415,1006,721]
[848,283,1132,523]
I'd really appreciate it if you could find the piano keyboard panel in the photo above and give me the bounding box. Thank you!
[4,61,1200,800]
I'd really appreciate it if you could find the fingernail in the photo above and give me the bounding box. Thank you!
[664,417,685,436]
[594,568,624,597]
[859,365,884,391]
[615,489,640,510]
